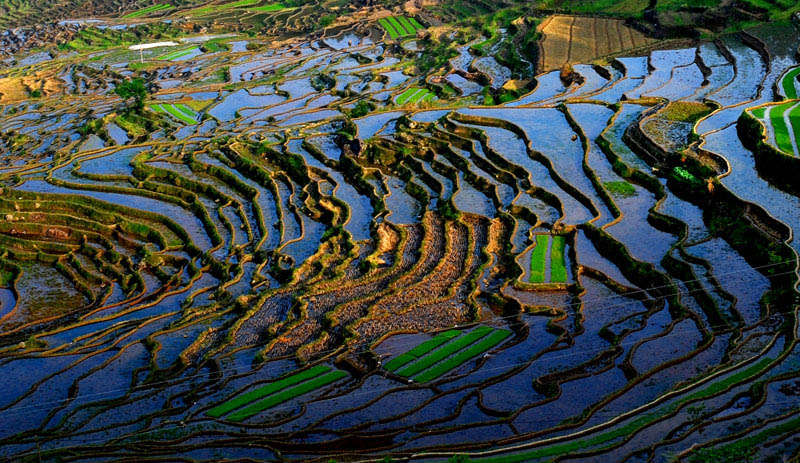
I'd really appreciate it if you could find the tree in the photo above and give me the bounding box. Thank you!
[351,100,372,118]
[114,78,148,112]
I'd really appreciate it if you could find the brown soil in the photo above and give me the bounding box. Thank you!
[539,14,658,72]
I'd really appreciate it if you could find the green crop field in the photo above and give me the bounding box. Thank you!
[767,101,799,155]
[749,106,767,120]
[151,103,198,124]
[396,88,434,105]
[208,365,347,421]
[378,18,400,39]
[529,234,567,283]
[529,235,548,283]
[388,326,511,381]
[781,67,800,99]
[384,329,460,371]
[227,370,347,421]
[157,47,199,61]
[377,15,424,39]
[123,3,173,19]
[549,235,567,283]
[414,330,511,382]
[250,3,288,11]
[789,104,800,157]
[189,0,260,16]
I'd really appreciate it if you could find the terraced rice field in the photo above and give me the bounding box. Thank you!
[151,103,199,124]
[378,16,424,40]
[122,3,174,18]
[781,66,800,99]
[746,100,800,156]
[0,5,798,463]
[156,47,200,61]
[385,327,511,381]
[528,234,567,284]
[538,15,657,71]
[396,87,435,105]
[207,364,347,421]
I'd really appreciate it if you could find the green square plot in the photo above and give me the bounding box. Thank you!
[529,235,549,283]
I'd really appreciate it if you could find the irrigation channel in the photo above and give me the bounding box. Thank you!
[0,18,799,463]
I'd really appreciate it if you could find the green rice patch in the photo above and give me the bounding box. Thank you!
[387,16,411,36]
[227,370,347,422]
[529,235,548,283]
[413,329,511,382]
[397,16,417,35]
[749,106,767,120]
[378,18,400,39]
[408,17,424,30]
[770,101,797,154]
[250,3,288,11]
[469,357,776,462]
[407,89,430,103]
[190,0,259,16]
[781,67,800,99]
[604,180,637,198]
[788,102,800,157]
[157,47,199,61]
[207,365,330,418]
[661,101,714,123]
[396,326,493,378]
[123,3,173,19]
[384,330,460,372]
[396,87,419,104]
[549,235,567,283]
[151,103,197,124]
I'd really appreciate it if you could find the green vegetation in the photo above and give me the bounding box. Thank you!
[466,357,776,462]
[781,67,800,99]
[749,106,767,120]
[377,16,424,39]
[350,100,373,118]
[672,166,698,183]
[737,0,800,20]
[115,78,148,112]
[207,365,348,422]
[378,18,400,40]
[390,327,510,381]
[528,235,548,283]
[123,3,173,19]
[319,14,335,27]
[528,234,567,284]
[688,414,800,462]
[202,39,229,53]
[661,101,714,123]
[64,22,183,52]
[396,88,435,105]
[396,327,494,378]
[151,103,198,124]
[207,365,330,418]
[250,3,288,11]
[227,370,347,422]
[533,0,648,17]
[414,330,511,382]
[767,101,799,155]
[384,330,461,371]
[157,47,199,61]
[549,235,567,283]
[189,0,260,16]
[604,180,637,198]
